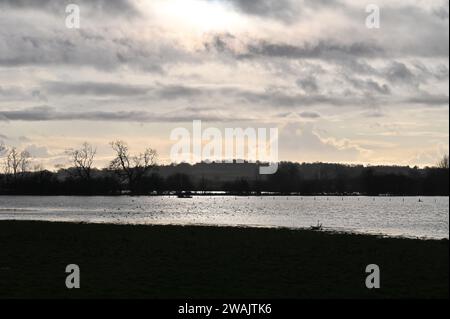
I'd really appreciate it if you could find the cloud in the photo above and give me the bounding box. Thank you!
[280,123,367,163]
[296,76,319,93]
[344,76,391,95]
[23,144,51,157]
[43,81,151,96]
[298,111,321,119]
[218,0,344,24]
[156,85,207,100]
[0,106,250,123]
[218,0,300,23]
[433,3,449,20]
[0,0,448,167]
[406,94,449,106]
[0,0,138,16]
[385,62,416,85]
[241,40,384,60]
[0,30,177,72]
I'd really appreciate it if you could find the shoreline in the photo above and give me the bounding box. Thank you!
[1,218,448,241]
[1,220,448,299]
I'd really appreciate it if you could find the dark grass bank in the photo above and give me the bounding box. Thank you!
[0,221,448,299]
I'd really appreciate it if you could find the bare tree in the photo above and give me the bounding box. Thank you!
[110,140,133,184]
[437,154,449,169]
[109,140,157,192]
[20,150,31,173]
[133,147,158,176]
[4,147,31,179]
[67,142,96,180]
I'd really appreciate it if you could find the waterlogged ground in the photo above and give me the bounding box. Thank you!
[0,196,448,239]
[0,222,448,298]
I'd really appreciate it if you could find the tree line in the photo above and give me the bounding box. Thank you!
[0,141,448,196]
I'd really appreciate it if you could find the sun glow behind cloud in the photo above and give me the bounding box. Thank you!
[0,0,448,168]
[143,0,245,34]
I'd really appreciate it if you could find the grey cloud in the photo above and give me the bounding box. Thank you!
[296,77,319,93]
[412,62,449,82]
[151,84,365,108]
[382,5,449,58]
[44,81,151,96]
[219,0,342,23]
[0,85,46,102]
[218,0,300,23]
[156,85,206,100]
[434,5,449,20]
[206,34,384,60]
[298,111,321,119]
[0,106,249,123]
[229,86,446,109]
[363,81,391,95]
[234,89,355,108]
[0,0,137,16]
[0,33,168,72]
[244,41,384,60]
[385,62,416,85]
[406,94,449,106]
[24,144,51,157]
[41,81,211,99]
[0,23,190,72]
[345,76,391,95]
[0,86,25,100]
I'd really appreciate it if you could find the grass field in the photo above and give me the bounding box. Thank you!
[0,221,448,299]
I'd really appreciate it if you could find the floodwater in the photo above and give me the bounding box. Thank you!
[0,196,448,239]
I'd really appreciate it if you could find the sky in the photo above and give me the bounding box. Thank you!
[0,0,449,169]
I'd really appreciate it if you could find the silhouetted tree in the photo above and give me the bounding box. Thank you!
[67,142,96,181]
[1,160,449,196]
[437,155,449,169]
[109,140,157,194]
[4,147,31,180]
